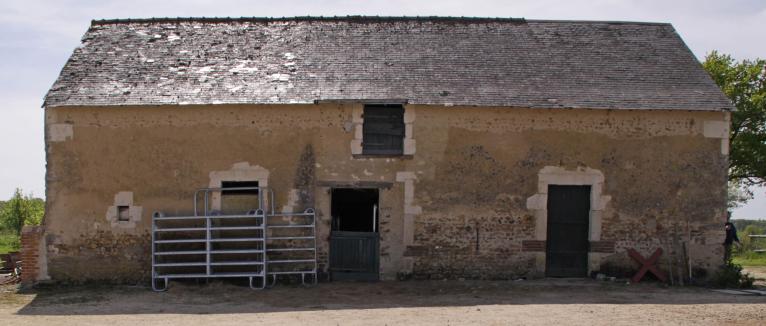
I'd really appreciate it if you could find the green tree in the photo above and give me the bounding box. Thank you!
[703,52,766,187]
[0,189,44,234]
[727,181,753,210]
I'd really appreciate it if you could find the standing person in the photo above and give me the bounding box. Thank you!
[723,222,741,263]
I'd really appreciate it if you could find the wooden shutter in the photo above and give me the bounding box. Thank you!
[362,105,405,155]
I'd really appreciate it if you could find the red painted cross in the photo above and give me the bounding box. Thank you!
[627,248,668,283]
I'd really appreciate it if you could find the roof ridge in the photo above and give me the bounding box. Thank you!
[89,16,675,27]
[525,19,671,26]
[90,16,529,26]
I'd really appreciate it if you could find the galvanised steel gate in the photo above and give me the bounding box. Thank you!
[151,187,317,291]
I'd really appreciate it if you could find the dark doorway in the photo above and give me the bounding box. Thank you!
[330,188,380,281]
[546,185,591,277]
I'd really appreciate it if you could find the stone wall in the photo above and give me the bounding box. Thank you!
[41,103,729,282]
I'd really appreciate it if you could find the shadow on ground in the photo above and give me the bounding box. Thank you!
[11,278,766,316]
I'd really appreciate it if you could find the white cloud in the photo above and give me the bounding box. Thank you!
[0,96,45,198]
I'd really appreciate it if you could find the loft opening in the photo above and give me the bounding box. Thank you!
[221,181,260,195]
[362,104,405,155]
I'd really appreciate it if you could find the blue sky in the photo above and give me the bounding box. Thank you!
[0,0,764,218]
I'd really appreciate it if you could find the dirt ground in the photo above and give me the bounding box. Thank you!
[0,278,764,326]
[744,266,766,287]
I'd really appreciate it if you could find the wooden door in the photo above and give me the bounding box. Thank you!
[546,185,591,277]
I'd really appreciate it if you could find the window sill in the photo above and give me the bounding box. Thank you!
[353,154,414,160]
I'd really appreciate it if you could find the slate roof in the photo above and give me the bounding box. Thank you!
[43,16,732,111]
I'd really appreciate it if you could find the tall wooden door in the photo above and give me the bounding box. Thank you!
[546,185,591,277]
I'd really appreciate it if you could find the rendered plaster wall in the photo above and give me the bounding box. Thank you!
[42,103,728,282]
[406,106,728,279]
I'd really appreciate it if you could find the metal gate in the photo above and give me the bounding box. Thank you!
[330,231,379,281]
[546,185,591,277]
[151,186,318,291]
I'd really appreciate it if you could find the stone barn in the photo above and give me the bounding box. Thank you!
[30,16,732,285]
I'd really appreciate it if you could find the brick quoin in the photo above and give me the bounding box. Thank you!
[521,240,546,252]
[589,240,616,253]
[20,226,43,284]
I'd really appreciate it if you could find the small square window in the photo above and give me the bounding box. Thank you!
[117,206,130,221]
[362,104,405,155]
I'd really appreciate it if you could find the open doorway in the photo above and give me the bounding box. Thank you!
[330,188,380,281]
[331,188,379,232]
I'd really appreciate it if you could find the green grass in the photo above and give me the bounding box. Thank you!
[733,252,766,267]
[0,230,20,254]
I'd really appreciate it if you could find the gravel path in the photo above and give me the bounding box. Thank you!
[1,279,764,325]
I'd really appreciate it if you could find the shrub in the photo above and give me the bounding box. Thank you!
[711,255,755,289]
